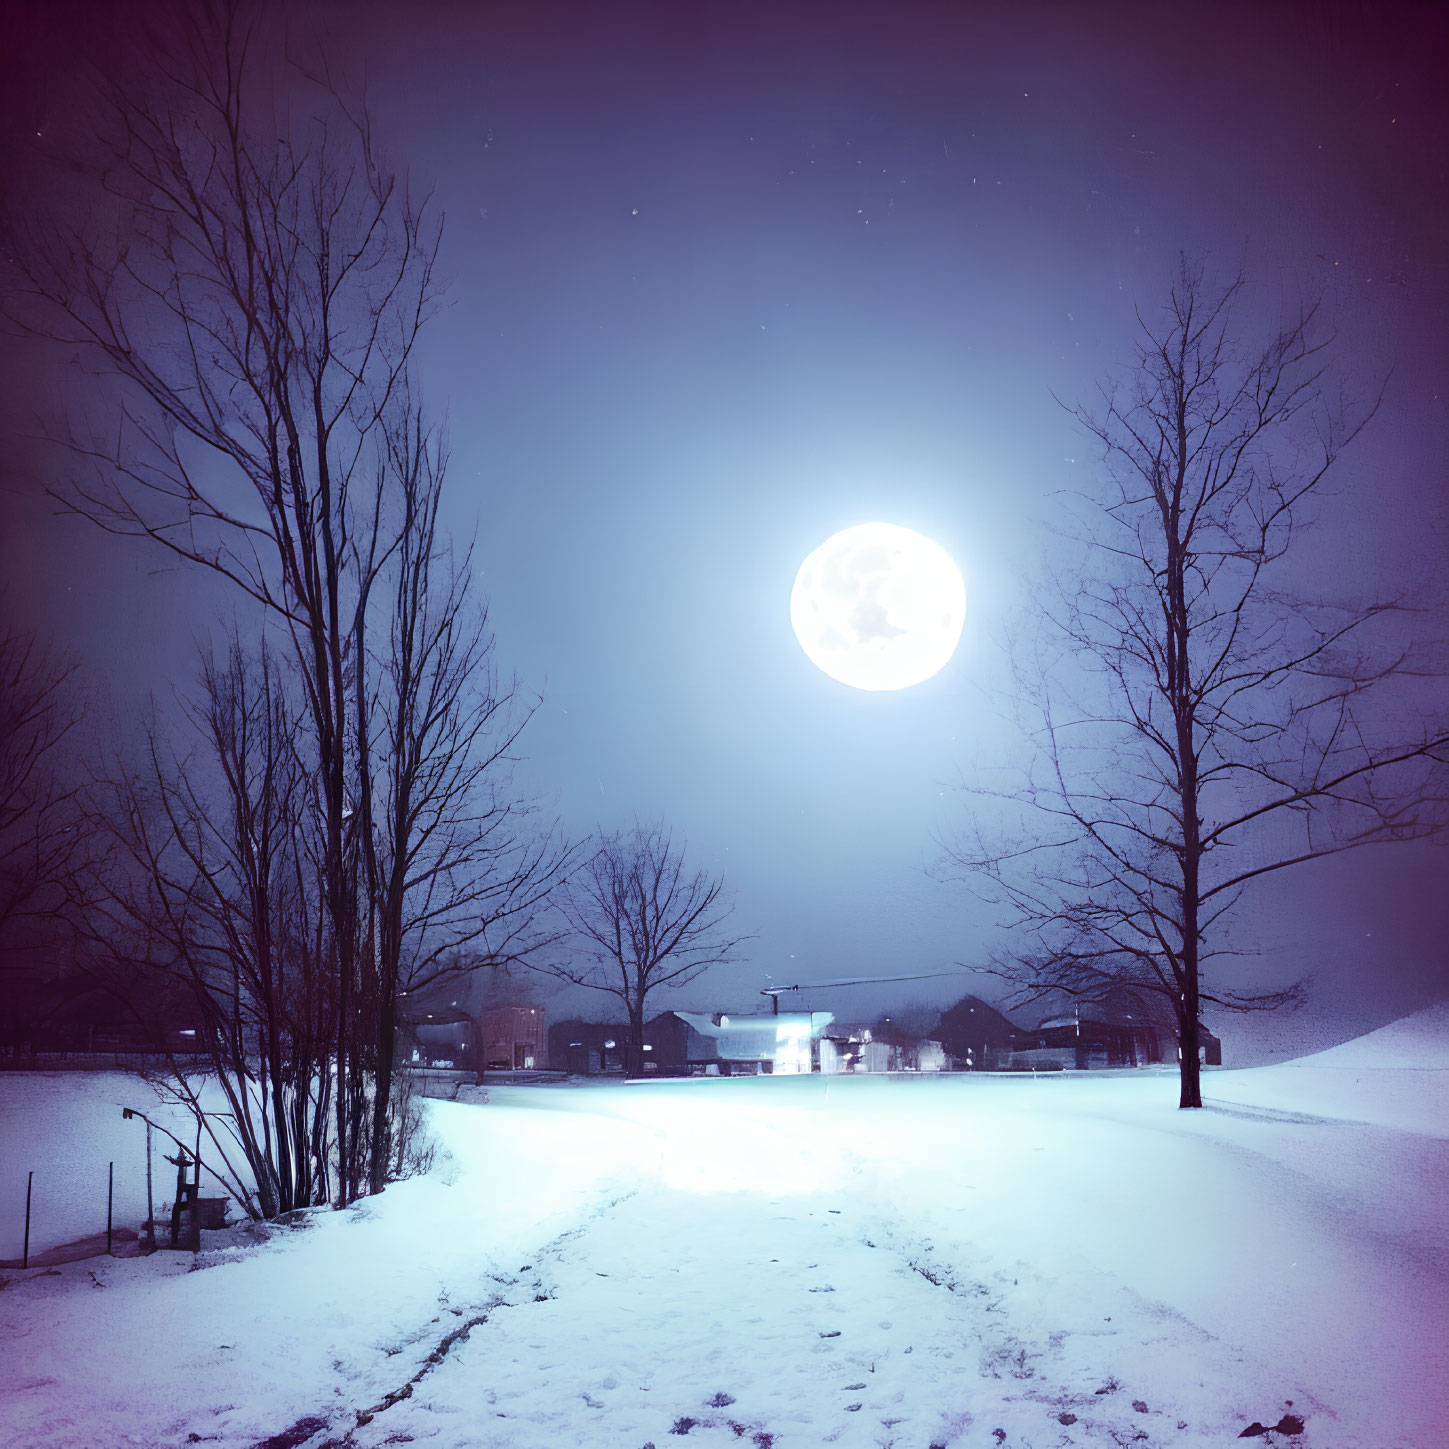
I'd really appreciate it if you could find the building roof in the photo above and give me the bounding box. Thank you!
[1034,1013,1146,1032]
[1032,1010,1220,1042]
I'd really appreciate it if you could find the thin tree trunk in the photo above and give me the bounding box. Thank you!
[369,992,397,1194]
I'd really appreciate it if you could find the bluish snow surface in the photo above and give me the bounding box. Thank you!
[1,1006,1445,1449]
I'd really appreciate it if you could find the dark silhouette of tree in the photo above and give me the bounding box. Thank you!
[0,630,79,949]
[540,822,749,1075]
[0,627,84,1061]
[5,0,432,1204]
[5,2,567,1204]
[81,640,334,1218]
[358,430,577,1193]
[941,261,1448,1108]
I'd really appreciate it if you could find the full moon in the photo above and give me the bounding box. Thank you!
[789,522,966,691]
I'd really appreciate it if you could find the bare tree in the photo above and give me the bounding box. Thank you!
[941,261,1448,1108]
[0,628,84,1060]
[4,0,429,1202]
[358,414,577,1192]
[5,3,565,1201]
[80,640,335,1218]
[0,629,80,943]
[541,823,749,1074]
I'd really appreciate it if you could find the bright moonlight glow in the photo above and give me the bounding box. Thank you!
[790,522,966,691]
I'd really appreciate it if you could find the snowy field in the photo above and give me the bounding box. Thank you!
[1,1007,1446,1449]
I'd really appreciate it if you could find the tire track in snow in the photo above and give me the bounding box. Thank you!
[249,1190,641,1449]
[332,1180,1276,1449]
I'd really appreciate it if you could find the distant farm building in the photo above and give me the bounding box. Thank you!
[480,1005,547,1071]
[542,1011,836,1076]
[405,1013,476,1069]
[647,1011,835,1075]
[1001,1007,1221,1071]
[541,995,1220,1077]
[935,995,1025,1070]
[813,1023,944,1073]
[547,1019,629,1075]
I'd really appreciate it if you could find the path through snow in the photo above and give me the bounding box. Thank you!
[343,1170,1284,1449]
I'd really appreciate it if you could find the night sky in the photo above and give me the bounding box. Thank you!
[3,0,1447,1059]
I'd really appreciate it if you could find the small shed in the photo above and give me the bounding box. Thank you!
[547,1019,629,1074]
[405,1014,477,1070]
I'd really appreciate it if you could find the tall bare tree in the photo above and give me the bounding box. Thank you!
[941,261,1448,1107]
[5,2,565,1201]
[3,0,430,1201]
[540,822,749,1074]
[358,413,576,1192]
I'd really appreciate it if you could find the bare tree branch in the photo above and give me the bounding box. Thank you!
[4,2,567,1203]
[536,821,751,1074]
[0,629,83,959]
[939,258,1447,1108]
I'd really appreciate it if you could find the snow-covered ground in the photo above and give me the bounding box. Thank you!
[0,1073,246,1263]
[2,1006,1446,1449]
